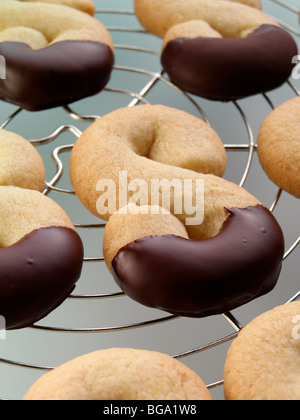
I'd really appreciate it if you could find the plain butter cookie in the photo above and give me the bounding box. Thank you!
[224,301,300,400]
[257,96,300,199]
[0,129,45,191]
[23,348,213,400]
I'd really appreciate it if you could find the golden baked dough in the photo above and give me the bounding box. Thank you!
[257,97,300,199]
[0,186,74,248]
[227,0,261,8]
[17,0,95,15]
[23,348,213,400]
[135,0,276,39]
[0,1,113,49]
[0,129,45,192]
[224,301,300,400]
[70,105,258,242]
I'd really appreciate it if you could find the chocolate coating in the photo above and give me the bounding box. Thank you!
[0,40,114,111]
[112,206,285,317]
[161,25,298,101]
[0,227,84,330]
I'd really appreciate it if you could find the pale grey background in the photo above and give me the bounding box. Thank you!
[0,0,299,401]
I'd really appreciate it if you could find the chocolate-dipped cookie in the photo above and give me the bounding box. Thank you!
[0,186,84,329]
[105,204,284,317]
[70,105,285,317]
[0,1,114,111]
[135,0,298,101]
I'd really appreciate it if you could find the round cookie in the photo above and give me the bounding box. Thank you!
[17,0,95,15]
[257,96,300,199]
[23,348,213,400]
[0,129,46,191]
[0,0,114,111]
[0,186,84,329]
[135,0,298,101]
[70,105,285,318]
[224,301,300,400]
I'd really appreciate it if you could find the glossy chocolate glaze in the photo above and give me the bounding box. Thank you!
[112,206,285,317]
[0,227,84,330]
[0,40,114,111]
[161,25,298,101]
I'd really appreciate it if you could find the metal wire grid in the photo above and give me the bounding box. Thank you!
[0,0,299,399]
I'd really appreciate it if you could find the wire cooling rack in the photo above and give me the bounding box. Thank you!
[0,0,299,401]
